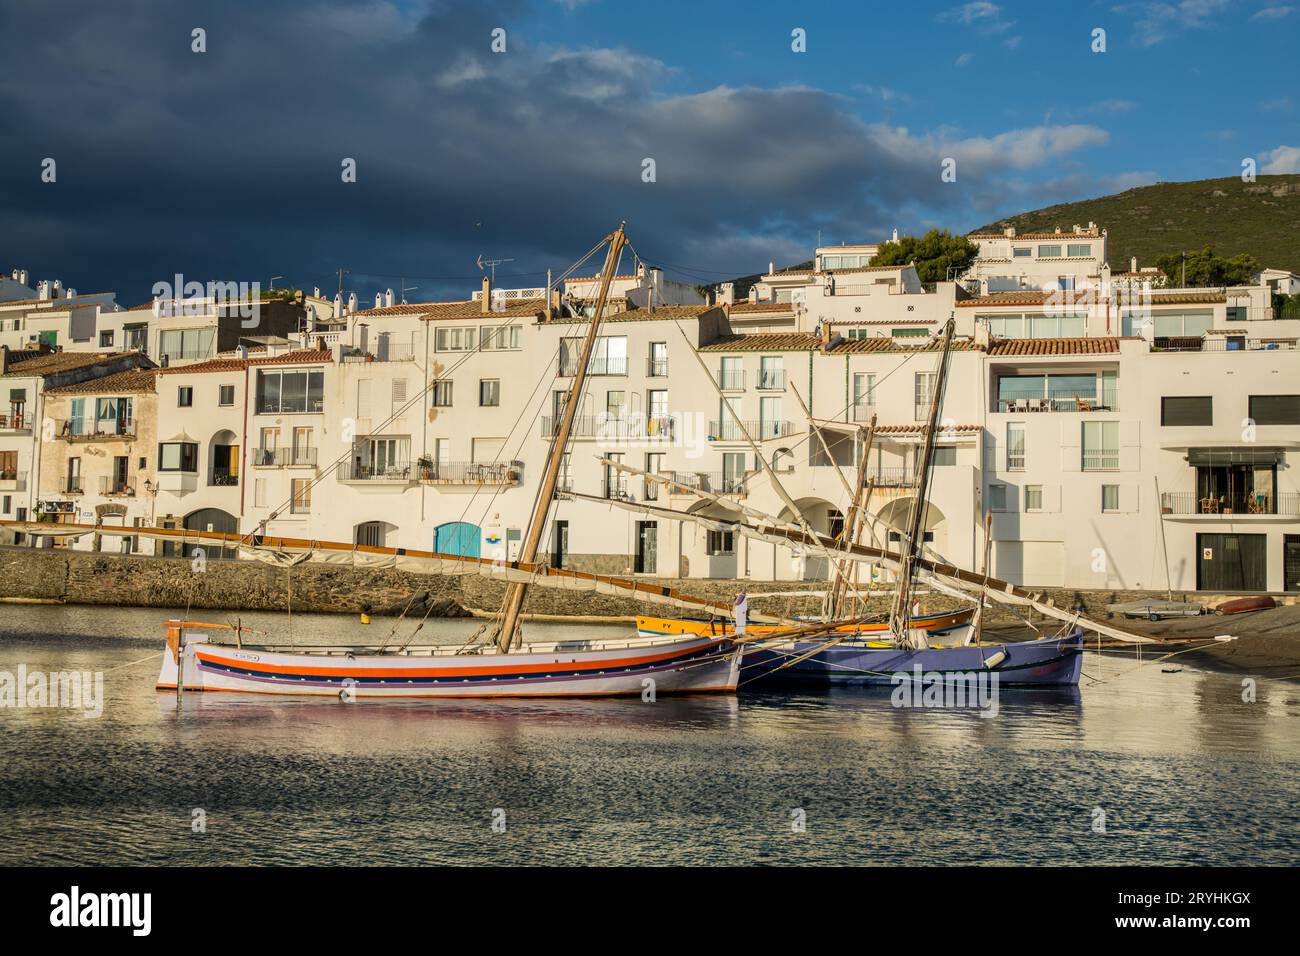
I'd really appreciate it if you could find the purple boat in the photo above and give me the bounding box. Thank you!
[742,628,1084,687]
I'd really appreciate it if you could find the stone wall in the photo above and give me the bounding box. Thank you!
[3,544,1287,622]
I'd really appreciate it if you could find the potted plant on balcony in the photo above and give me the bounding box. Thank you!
[417,455,434,481]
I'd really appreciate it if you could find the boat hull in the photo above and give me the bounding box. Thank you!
[742,629,1084,687]
[637,608,975,641]
[157,622,740,699]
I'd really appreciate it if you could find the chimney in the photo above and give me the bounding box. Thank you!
[820,319,832,345]
[385,289,394,308]
[546,288,561,321]
[718,282,735,306]
[1004,226,1015,238]
[375,293,384,310]
[892,228,899,242]
[315,335,326,352]
[481,275,491,314]
[1131,256,1138,273]
[748,287,758,304]
[974,320,990,348]
[0,345,8,375]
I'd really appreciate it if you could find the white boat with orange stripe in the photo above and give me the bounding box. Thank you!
[157,620,740,699]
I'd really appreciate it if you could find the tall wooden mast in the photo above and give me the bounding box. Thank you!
[889,318,955,647]
[494,224,626,652]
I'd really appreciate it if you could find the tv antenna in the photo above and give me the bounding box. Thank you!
[476,254,514,283]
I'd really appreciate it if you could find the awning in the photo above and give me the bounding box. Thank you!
[1188,447,1284,466]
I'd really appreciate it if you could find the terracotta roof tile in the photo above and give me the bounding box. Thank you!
[2,350,140,377]
[548,305,719,324]
[727,302,795,314]
[985,337,1120,356]
[248,349,332,366]
[827,336,978,354]
[157,357,250,375]
[46,367,160,394]
[1150,290,1225,304]
[699,333,820,352]
[968,229,1102,240]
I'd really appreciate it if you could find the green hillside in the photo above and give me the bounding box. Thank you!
[972,175,1300,274]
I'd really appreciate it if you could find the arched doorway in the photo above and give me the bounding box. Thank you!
[434,521,480,557]
[208,429,239,486]
[875,497,949,569]
[184,508,238,559]
[355,520,397,548]
[777,497,844,580]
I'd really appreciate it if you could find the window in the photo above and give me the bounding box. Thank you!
[292,427,314,465]
[98,330,114,347]
[1153,310,1213,338]
[988,483,1008,512]
[722,452,747,491]
[606,390,626,420]
[1248,394,1300,425]
[479,379,500,407]
[707,529,736,555]
[1006,423,1025,470]
[915,372,936,419]
[1067,243,1091,258]
[290,478,312,514]
[1057,275,1076,291]
[1102,485,1120,512]
[1025,485,1043,512]
[552,519,569,568]
[391,378,408,409]
[138,456,146,469]
[431,380,453,407]
[1082,421,1119,471]
[853,373,875,407]
[0,450,15,480]
[719,356,743,390]
[1226,306,1248,322]
[1161,396,1213,426]
[932,446,956,466]
[158,328,215,361]
[758,356,784,390]
[65,458,81,493]
[177,386,193,407]
[480,325,521,351]
[435,327,475,352]
[649,342,668,376]
[1,495,9,514]
[1013,247,1032,258]
[254,478,267,507]
[218,384,235,406]
[255,369,324,413]
[158,442,198,472]
[644,452,663,500]
[1037,244,1062,258]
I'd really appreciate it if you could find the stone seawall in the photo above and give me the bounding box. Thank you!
[2,545,1283,624]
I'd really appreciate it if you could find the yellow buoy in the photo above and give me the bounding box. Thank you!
[360,613,371,625]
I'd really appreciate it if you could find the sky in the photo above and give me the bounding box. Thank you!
[1,0,1297,305]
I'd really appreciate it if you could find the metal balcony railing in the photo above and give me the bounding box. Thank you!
[1160,492,1300,516]
[716,369,745,390]
[851,402,875,421]
[601,478,634,501]
[663,471,749,496]
[419,461,522,485]
[0,406,29,431]
[995,386,1119,413]
[708,419,797,441]
[0,470,28,491]
[647,358,669,377]
[865,467,917,488]
[62,478,84,494]
[210,471,239,487]
[1152,337,1298,353]
[540,415,676,440]
[99,476,136,496]
[56,418,136,440]
[756,369,786,390]
[337,461,415,482]
[558,355,628,377]
[252,447,317,467]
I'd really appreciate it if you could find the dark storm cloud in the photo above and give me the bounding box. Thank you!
[0,0,1109,303]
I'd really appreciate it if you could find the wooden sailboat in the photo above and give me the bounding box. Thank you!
[141,223,746,699]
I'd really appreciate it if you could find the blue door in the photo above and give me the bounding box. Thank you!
[435,521,481,557]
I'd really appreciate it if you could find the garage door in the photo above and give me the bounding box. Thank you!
[994,541,1065,587]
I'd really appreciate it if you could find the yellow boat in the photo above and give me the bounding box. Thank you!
[636,607,976,641]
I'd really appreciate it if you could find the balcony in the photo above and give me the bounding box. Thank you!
[419,460,522,486]
[55,418,136,441]
[0,406,30,433]
[342,343,417,363]
[662,470,749,497]
[1152,337,1297,353]
[210,471,239,487]
[1161,492,1300,517]
[756,369,786,391]
[716,369,745,391]
[647,358,669,377]
[708,420,798,442]
[62,478,84,495]
[0,470,27,492]
[558,356,628,377]
[540,415,676,441]
[994,386,1119,413]
[601,477,635,501]
[252,447,318,468]
[865,467,917,488]
[337,462,415,484]
[851,402,875,422]
[99,476,136,497]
